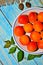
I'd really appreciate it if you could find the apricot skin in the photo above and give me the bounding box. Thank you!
[38,40,43,49]
[19,35,30,45]
[14,26,25,36]
[23,23,33,33]
[18,15,29,24]
[33,21,43,32]
[30,31,41,42]
[41,31,43,38]
[28,12,38,23]
[38,12,43,22]
[27,41,37,52]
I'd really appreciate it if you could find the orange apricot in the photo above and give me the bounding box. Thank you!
[13,26,25,36]
[38,12,43,22]
[38,40,43,49]
[41,31,43,38]
[27,41,37,52]
[33,21,43,32]
[28,12,38,23]
[30,31,41,42]
[23,23,33,33]
[18,15,29,24]
[19,35,30,45]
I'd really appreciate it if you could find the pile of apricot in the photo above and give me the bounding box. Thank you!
[13,12,43,52]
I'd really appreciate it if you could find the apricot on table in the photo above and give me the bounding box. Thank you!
[18,15,29,24]
[28,12,38,23]
[13,26,25,36]
[38,12,43,22]
[23,23,33,33]
[19,35,30,45]
[27,41,37,52]
[30,31,41,42]
[38,40,43,49]
[33,21,43,32]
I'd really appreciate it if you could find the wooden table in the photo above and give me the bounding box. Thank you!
[0,0,43,65]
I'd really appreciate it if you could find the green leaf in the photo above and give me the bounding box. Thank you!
[11,37,15,44]
[27,54,42,60]
[4,40,11,48]
[17,51,24,62]
[9,47,16,54]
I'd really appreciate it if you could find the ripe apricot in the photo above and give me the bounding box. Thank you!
[41,31,43,38]
[13,26,25,36]
[38,40,43,49]
[23,23,33,33]
[18,15,29,24]
[33,21,43,32]
[38,12,43,22]
[28,12,38,23]
[27,41,37,52]
[19,35,30,45]
[30,31,41,42]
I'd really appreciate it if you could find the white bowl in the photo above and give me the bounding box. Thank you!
[12,7,43,54]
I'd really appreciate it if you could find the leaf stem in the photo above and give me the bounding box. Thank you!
[16,46,21,51]
[13,44,22,51]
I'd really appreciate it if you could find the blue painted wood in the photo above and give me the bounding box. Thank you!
[0,0,43,65]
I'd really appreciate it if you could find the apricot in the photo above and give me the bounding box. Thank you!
[27,41,37,52]
[18,15,29,24]
[13,26,25,36]
[33,21,43,32]
[38,40,43,49]
[19,35,30,45]
[23,23,33,33]
[28,12,38,23]
[41,31,43,38]
[38,12,43,22]
[30,31,41,42]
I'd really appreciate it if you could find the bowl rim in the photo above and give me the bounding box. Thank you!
[12,7,43,54]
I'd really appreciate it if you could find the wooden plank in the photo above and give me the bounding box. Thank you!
[0,12,18,65]
[0,3,21,24]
